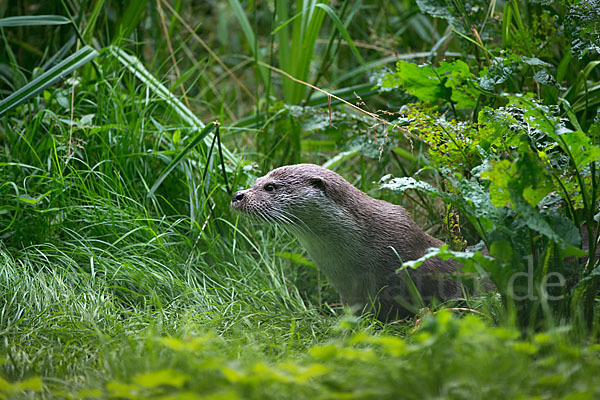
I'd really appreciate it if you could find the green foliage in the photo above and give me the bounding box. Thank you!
[564,0,600,59]
[383,59,479,110]
[4,312,600,399]
[1,0,600,398]
[379,0,600,329]
[0,45,98,116]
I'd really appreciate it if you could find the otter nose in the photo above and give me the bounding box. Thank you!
[232,191,245,203]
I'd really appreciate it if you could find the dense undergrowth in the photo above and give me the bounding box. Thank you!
[1,0,599,398]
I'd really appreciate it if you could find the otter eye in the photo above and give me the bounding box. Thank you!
[264,183,275,192]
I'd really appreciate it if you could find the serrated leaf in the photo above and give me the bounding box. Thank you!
[565,0,600,58]
[383,60,476,108]
[402,244,506,284]
[388,61,450,103]
[558,130,600,169]
[380,176,440,195]
[533,70,566,90]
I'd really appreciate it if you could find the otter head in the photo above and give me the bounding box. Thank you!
[231,164,355,235]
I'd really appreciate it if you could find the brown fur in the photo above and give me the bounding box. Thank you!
[231,164,461,320]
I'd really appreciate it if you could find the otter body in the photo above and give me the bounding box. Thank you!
[231,164,460,320]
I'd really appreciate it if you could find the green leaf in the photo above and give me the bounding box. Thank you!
[490,240,513,264]
[82,0,107,42]
[0,45,99,117]
[383,60,476,108]
[276,252,315,267]
[170,57,208,90]
[220,366,246,383]
[322,149,360,169]
[482,141,554,209]
[557,130,600,169]
[383,61,448,103]
[402,244,505,285]
[288,1,327,103]
[0,376,12,393]
[381,174,500,229]
[481,160,513,207]
[533,70,566,90]
[15,377,43,392]
[512,196,559,242]
[380,176,442,196]
[545,213,582,249]
[565,0,600,58]
[132,369,190,389]
[271,10,303,35]
[0,15,70,27]
[106,381,138,398]
[416,0,467,33]
[173,129,181,145]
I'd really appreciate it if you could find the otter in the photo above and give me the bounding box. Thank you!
[231,164,461,320]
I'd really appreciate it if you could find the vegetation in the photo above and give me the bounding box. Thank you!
[1,0,599,398]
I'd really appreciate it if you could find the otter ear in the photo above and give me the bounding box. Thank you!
[307,177,326,192]
[308,175,343,204]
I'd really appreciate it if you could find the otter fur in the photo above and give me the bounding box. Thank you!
[231,164,461,320]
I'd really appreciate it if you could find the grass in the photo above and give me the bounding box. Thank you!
[1,0,600,398]
[1,63,598,396]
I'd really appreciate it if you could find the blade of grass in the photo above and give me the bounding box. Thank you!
[112,0,150,41]
[289,0,327,104]
[228,0,270,87]
[0,15,70,27]
[147,122,217,198]
[275,0,292,100]
[0,45,99,117]
[160,0,256,102]
[108,46,236,163]
[82,0,106,42]
[315,3,364,66]
[304,0,357,101]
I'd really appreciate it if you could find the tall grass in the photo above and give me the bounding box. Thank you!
[1,0,600,398]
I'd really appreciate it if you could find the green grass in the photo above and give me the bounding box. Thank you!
[1,65,598,396]
[1,0,600,398]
